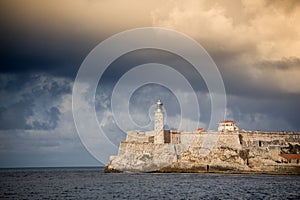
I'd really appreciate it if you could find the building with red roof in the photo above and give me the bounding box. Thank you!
[218,120,239,132]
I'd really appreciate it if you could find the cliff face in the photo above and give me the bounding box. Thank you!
[105,132,300,174]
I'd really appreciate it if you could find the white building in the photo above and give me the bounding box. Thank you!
[218,120,239,132]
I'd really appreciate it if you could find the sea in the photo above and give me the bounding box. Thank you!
[0,167,299,199]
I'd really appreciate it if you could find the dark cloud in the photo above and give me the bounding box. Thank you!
[0,73,71,130]
[95,49,210,99]
[0,32,95,77]
[258,57,300,70]
[95,48,212,130]
[129,84,181,127]
[0,2,100,77]
[214,57,300,99]
[0,100,33,130]
[228,94,300,131]
[30,107,60,130]
[1,0,300,167]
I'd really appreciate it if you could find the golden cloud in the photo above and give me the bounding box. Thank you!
[151,0,300,94]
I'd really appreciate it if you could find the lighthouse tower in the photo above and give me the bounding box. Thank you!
[154,100,165,144]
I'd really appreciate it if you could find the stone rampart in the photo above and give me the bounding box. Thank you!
[107,130,300,173]
[240,131,300,148]
[118,142,165,155]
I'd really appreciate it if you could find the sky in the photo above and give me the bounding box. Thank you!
[0,0,300,167]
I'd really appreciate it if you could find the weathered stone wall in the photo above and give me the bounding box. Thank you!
[118,142,165,155]
[126,130,155,143]
[240,131,300,148]
[217,133,242,149]
[107,130,300,173]
[180,132,203,146]
[121,131,300,156]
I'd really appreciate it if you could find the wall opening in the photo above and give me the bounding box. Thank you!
[239,134,243,145]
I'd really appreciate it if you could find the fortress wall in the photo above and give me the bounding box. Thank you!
[177,132,293,151]
[117,131,300,160]
[217,134,242,149]
[180,133,203,146]
[240,131,300,147]
[126,134,150,143]
[118,142,165,155]
[179,132,242,148]
[146,131,155,137]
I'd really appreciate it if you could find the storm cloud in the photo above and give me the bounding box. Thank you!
[0,0,299,167]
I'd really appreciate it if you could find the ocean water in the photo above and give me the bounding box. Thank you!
[0,167,299,200]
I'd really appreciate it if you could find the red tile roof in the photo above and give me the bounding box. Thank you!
[219,120,236,124]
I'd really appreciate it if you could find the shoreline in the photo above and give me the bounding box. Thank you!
[104,164,300,175]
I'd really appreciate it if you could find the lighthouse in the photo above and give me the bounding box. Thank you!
[154,100,165,144]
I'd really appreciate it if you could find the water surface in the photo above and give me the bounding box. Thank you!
[1,167,299,199]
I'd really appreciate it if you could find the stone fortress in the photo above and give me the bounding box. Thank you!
[105,100,300,174]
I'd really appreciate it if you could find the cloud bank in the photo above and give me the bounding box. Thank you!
[0,0,299,167]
